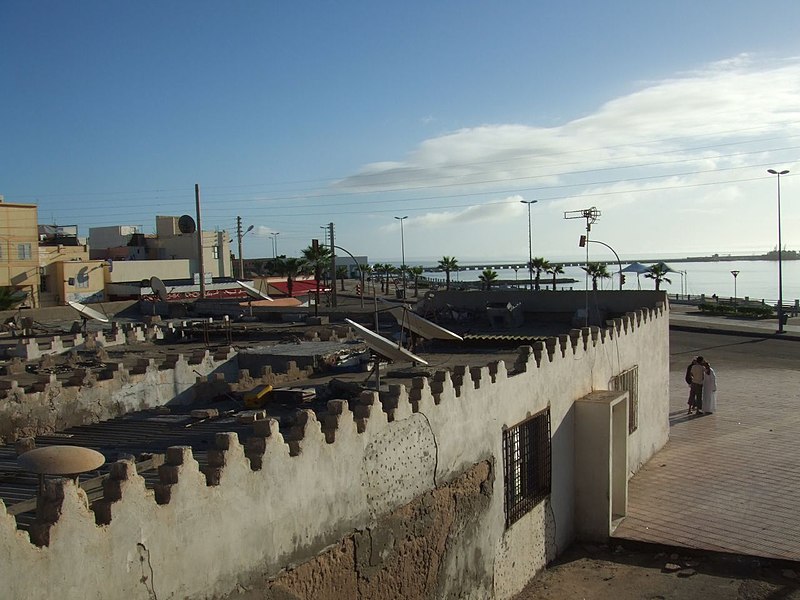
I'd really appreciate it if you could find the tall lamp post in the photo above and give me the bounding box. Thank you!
[730,270,740,306]
[394,216,408,299]
[270,232,280,258]
[767,168,789,333]
[520,199,537,290]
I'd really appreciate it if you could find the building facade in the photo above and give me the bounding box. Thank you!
[0,199,40,308]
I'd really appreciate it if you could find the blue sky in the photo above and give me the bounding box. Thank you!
[2,1,800,264]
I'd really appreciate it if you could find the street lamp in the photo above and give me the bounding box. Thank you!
[730,270,739,306]
[520,199,537,290]
[767,168,789,333]
[270,232,280,259]
[580,237,622,290]
[394,216,408,299]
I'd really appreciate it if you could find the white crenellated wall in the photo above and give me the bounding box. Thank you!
[0,303,669,600]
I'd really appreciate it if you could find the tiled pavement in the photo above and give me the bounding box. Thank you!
[612,325,800,561]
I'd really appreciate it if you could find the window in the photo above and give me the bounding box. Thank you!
[17,243,32,260]
[212,245,219,259]
[610,365,639,434]
[503,408,551,527]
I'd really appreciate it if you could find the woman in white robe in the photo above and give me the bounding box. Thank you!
[702,362,717,414]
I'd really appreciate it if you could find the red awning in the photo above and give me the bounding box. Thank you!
[268,279,330,297]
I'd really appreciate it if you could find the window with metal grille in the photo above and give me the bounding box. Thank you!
[17,243,32,260]
[610,365,639,434]
[502,408,551,528]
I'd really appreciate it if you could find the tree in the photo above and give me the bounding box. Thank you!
[301,244,332,284]
[408,266,425,297]
[527,257,550,290]
[273,257,307,298]
[645,263,672,291]
[0,287,25,311]
[370,263,383,293]
[546,263,565,291]
[582,262,611,290]
[438,256,459,290]
[336,266,348,291]
[382,264,398,294]
[479,268,498,291]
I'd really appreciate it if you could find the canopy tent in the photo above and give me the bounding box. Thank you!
[621,262,651,274]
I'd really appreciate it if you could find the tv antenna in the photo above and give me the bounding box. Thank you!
[564,207,602,327]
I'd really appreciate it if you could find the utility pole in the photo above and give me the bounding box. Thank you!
[236,216,244,279]
[329,222,337,308]
[195,184,205,299]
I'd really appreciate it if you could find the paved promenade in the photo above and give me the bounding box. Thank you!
[612,311,800,561]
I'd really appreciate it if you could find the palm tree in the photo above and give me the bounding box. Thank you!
[273,257,307,298]
[582,262,611,290]
[408,266,425,297]
[382,264,398,294]
[546,263,565,291]
[527,257,550,290]
[0,287,25,311]
[645,263,672,291]
[336,266,348,291]
[301,244,332,285]
[371,263,386,293]
[438,256,459,290]
[479,268,498,291]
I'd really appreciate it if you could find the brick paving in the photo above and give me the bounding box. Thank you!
[612,326,800,561]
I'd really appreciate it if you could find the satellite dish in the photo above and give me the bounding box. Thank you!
[18,445,105,475]
[67,300,110,323]
[237,280,273,301]
[389,306,463,341]
[149,276,168,302]
[345,318,428,365]
[178,215,196,234]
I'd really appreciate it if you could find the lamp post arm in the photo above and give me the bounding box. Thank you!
[586,239,622,290]
[333,245,365,309]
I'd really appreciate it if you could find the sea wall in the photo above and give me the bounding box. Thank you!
[0,303,669,600]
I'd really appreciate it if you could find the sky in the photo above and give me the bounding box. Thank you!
[2,1,800,265]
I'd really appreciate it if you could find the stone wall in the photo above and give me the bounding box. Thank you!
[0,304,669,600]
[0,348,238,444]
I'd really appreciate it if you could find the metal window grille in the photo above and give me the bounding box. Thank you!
[502,408,551,528]
[611,365,639,434]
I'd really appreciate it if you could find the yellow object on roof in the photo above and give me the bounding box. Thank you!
[244,384,273,408]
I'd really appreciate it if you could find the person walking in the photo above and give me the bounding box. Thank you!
[685,355,705,415]
[701,360,717,414]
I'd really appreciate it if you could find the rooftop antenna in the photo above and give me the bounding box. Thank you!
[564,207,602,326]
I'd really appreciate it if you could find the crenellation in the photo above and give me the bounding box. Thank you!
[409,376,435,414]
[530,341,544,367]
[487,360,504,383]
[580,327,591,350]
[284,409,324,457]
[322,399,352,443]
[380,384,412,422]
[469,365,483,389]
[568,329,581,352]
[557,334,569,358]
[451,364,467,396]
[429,370,451,404]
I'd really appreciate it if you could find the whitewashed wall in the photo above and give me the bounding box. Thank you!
[0,304,669,600]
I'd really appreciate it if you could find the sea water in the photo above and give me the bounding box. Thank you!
[419,259,800,304]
